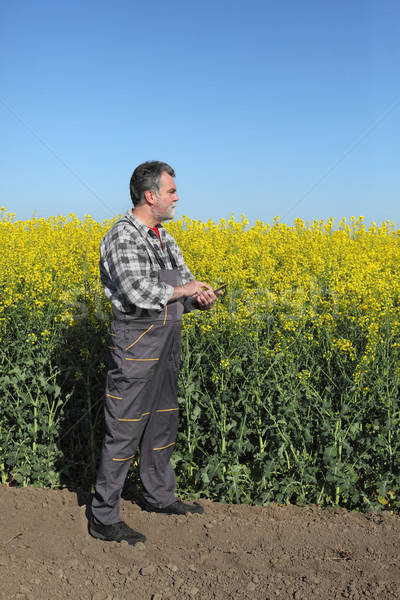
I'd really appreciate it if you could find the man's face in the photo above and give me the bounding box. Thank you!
[153,171,179,222]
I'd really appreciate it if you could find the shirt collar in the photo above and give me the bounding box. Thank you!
[124,208,166,239]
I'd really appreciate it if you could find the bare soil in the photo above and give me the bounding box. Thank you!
[1,485,399,600]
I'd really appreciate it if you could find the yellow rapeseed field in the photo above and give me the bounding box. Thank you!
[1,207,400,395]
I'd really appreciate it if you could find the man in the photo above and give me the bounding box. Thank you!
[90,161,220,546]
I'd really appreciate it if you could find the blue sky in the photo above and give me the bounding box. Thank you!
[1,0,399,227]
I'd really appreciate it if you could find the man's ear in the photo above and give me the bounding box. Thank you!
[144,189,155,205]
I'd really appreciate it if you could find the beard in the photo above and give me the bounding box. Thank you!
[153,199,176,222]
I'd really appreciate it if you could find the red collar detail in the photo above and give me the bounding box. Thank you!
[148,225,163,249]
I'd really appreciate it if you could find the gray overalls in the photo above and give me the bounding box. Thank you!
[92,232,185,525]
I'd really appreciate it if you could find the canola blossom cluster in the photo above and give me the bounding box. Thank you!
[1,206,399,508]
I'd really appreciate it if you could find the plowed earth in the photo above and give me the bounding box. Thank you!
[1,485,399,600]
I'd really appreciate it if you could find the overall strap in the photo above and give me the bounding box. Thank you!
[166,244,178,270]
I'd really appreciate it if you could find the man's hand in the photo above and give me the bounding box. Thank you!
[188,281,225,311]
[169,280,210,303]
[183,280,213,298]
[169,280,224,310]
[195,287,218,310]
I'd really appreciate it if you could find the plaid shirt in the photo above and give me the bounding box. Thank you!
[100,209,194,313]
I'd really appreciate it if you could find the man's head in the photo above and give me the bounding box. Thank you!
[130,161,176,208]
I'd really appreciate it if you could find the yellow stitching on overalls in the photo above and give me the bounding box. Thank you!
[125,358,159,361]
[163,304,167,325]
[112,454,135,462]
[155,408,179,413]
[107,394,122,400]
[153,442,175,451]
[118,411,150,422]
[125,325,154,350]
